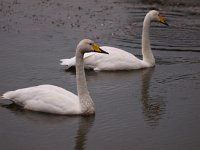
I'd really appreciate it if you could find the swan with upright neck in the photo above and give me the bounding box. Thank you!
[2,39,108,115]
[60,10,168,71]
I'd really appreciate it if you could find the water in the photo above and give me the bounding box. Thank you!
[0,0,200,150]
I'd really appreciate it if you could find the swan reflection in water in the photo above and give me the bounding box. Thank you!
[74,116,95,150]
[0,103,95,150]
[140,68,166,127]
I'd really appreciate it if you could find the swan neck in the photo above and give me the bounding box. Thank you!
[75,49,95,114]
[142,15,155,66]
[76,50,88,96]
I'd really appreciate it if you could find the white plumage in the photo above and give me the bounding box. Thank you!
[2,39,109,115]
[2,85,80,114]
[60,10,168,71]
[61,46,143,70]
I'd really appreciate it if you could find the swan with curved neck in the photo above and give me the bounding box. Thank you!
[60,10,168,71]
[2,39,108,115]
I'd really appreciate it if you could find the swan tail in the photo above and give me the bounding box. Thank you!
[60,57,76,69]
[1,91,25,107]
[60,53,95,70]
[2,91,14,100]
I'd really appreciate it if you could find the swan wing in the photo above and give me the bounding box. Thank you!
[2,84,81,115]
[60,46,146,71]
[83,46,145,70]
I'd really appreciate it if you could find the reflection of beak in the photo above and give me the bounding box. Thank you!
[159,15,169,26]
[92,43,109,54]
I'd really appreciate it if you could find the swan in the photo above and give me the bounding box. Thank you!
[60,10,168,71]
[1,39,109,115]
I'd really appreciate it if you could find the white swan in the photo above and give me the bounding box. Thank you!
[60,10,168,71]
[1,39,109,115]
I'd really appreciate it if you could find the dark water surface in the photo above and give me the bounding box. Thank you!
[0,0,200,150]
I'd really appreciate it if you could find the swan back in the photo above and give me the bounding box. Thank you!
[2,85,82,115]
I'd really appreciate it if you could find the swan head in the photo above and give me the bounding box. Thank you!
[77,39,109,54]
[148,10,169,26]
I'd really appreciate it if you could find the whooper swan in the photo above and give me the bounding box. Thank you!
[2,39,109,115]
[60,10,168,71]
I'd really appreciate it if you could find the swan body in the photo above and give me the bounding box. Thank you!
[2,39,108,115]
[60,10,168,71]
[2,85,81,114]
[61,46,146,71]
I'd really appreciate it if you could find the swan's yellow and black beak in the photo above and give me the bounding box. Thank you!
[92,43,109,54]
[159,15,169,26]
